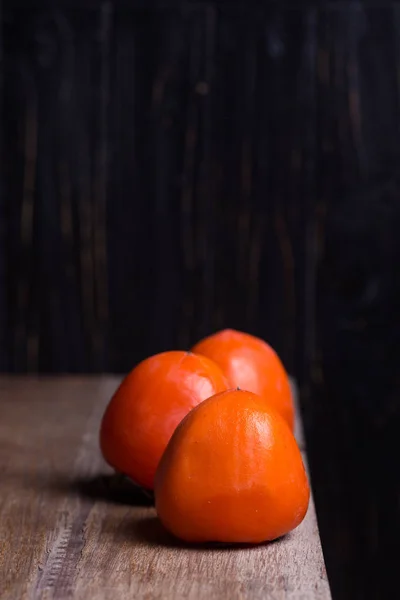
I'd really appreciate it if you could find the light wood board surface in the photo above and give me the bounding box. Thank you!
[0,377,330,599]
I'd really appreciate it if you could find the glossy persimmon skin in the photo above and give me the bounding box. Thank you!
[191,329,294,430]
[100,351,229,490]
[155,389,309,544]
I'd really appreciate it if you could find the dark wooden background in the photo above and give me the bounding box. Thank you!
[1,2,400,599]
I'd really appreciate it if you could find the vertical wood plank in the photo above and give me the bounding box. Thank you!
[0,0,6,371]
[310,7,400,598]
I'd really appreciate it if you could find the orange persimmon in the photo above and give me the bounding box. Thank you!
[100,351,229,490]
[191,329,294,430]
[155,388,309,544]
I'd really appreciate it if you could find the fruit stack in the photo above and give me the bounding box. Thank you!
[100,329,309,544]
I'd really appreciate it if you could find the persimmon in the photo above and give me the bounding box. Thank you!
[191,329,294,430]
[100,351,229,490]
[155,388,309,544]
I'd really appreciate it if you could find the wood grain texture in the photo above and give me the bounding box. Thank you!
[0,377,329,600]
[1,4,318,379]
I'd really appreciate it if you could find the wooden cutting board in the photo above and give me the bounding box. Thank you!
[0,377,331,599]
